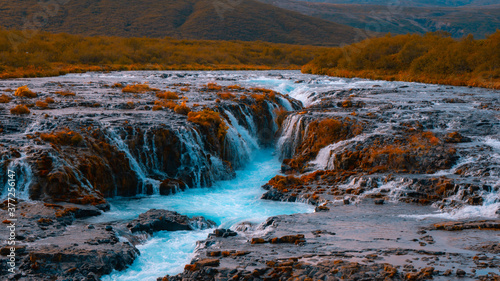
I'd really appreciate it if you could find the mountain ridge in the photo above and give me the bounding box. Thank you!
[0,0,365,46]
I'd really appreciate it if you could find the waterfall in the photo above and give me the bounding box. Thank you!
[104,127,161,195]
[277,114,305,159]
[2,153,33,200]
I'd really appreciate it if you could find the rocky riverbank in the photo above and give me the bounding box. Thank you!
[1,71,499,280]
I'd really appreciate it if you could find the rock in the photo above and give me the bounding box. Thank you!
[127,209,216,234]
[105,225,113,231]
[374,199,385,205]
[213,229,237,238]
[456,269,466,276]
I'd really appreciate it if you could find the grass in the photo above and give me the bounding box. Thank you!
[10,104,31,115]
[14,86,37,98]
[122,83,160,93]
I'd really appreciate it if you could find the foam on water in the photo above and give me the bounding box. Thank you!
[96,149,313,281]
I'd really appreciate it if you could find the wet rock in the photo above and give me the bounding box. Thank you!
[212,229,237,238]
[127,209,216,234]
[428,220,500,231]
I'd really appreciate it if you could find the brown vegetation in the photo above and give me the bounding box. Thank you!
[39,130,84,146]
[174,102,191,115]
[0,30,328,79]
[14,86,37,98]
[187,109,228,142]
[55,91,76,97]
[122,83,160,93]
[156,91,179,99]
[10,104,30,115]
[302,31,500,89]
[0,94,12,103]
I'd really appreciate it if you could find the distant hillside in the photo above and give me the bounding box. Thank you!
[293,0,497,7]
[0,0,363,46]
[260,0,500,38]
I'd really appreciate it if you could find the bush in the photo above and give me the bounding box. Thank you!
[10,104,31,115]
[187,109,228,140]
[36,100,48,108]
[55,91,76,96]
[45,97,55,103]
[217,92,236,100]
[174,102,191,115]
[156,91,179,99]
[0,94,12,103]
[40,130,84,146]
[14,86,37,98]
[122,83,159,93]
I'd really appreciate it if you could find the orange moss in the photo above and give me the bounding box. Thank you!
[40,129,84,146]
[156,91,179,99]
[10,104,30,115]
[111,83,123,88]
[55,90,76,96]
[152,105,163,111]
[174,102,191,115]
[35,100,48,108]
[122,83,159,93]
[45,97,55,103]
[217,92,236,100]
[179,87,190,92]
[204,82,222,91]
[187,109,228,141]
[227,85,244,91]
[14,86,37,98]
[154,100,177,109]
[0,94,12,103]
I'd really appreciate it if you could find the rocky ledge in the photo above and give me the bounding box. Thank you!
[0,202,214,280]
[160,203,500,281]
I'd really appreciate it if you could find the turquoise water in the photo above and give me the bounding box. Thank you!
[100,148,313,281]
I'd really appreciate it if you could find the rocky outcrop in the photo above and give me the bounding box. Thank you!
[0,76,300,204]
[127,209,216,234]
[0,202,215,280]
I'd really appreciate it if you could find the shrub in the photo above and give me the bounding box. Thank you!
[217,92,236,100]
[156,91,179,99]
[227,85,244,90]
[0,94,12,103]
[187,109,228,140]
[45,97,55,103]
[152,105,163,111]
[111,83,123,88]
[55,91,76,96]
[10,105,30,115]
[180,87,190,92]
[154,100,177,109]
[205,82,222,91]
[122,83,159,93]
[40,130,84,146]
[174,102,191,115]
[36,100,48,108]
[14,86,37,98]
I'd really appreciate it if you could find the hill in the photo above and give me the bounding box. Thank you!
[260,0,500,38]
[302,31,500,89]
[293,0,497,7]
[0,0,363,46]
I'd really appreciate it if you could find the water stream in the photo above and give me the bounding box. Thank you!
[93,149,313,280]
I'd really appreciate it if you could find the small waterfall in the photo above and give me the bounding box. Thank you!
[2,153,33,200]
[176,126,212,188]
[224,110,260,151]
[277,114,305,159]
[104,127,161,195]
[240,105,257,135]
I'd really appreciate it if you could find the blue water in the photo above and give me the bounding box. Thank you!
[100,149,313,281]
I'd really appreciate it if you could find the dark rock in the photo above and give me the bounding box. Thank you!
[105,225,113,231]
[456,269,466,276]
[127,209,216,234]
[374,199,385,205]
